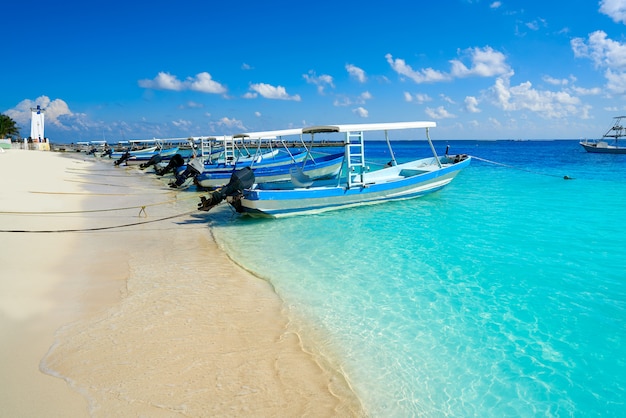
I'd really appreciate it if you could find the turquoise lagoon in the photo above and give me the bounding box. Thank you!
[207,140,625,417]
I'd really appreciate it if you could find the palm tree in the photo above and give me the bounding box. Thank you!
[0,114,20,139]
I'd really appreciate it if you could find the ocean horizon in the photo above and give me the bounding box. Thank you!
[205,139,625,417]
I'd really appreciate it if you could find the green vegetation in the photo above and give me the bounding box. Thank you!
[0,114,20,139]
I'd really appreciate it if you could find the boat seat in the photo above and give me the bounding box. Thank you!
[399,168,429,177]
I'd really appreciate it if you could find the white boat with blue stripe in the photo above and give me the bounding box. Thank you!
[197,121,470,218]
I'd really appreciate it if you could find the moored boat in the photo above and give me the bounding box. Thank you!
[194,151,344,189]
[580,116,626,154]
[197,121,470,218]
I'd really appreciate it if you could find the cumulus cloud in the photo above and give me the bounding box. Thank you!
[600,0,626,24]
[542,75,569,85]
[488,76,588,118]
[333,91,372,107]
[571,30,626,93]
[425,106,455,119]
[138,72,226,94]
[211,117,246,131]
[172,119,193,128]
[247,83,301,101]
[6,96,83,130]
[450,46,512,78]
[303,70,335,94]
[490,1,501,9]
[387,46,511,84]
[404,92,432,103]
[189,72,227,94]
[346,64,367,82]
[353,107,369,118]
[464,96,481,113]
[386,54,450,83]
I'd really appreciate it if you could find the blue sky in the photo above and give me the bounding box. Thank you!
[4,0,626,142]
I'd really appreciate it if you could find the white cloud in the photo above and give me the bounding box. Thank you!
[425,106,455,119]
[600,0,626,24]
[138,72,226,94]
[490,1,501,9]
[346,64,367,83]
[333,91,371,107]
[543,75,569,85]
[182,101,204,109]
[571,30,626,93]
[212,117,245,131]
[464,96,481,113]
[6,96,82,130]
[138,72,185,90]
[189,72,227,94]
[353,107,369,118]
[303,70,335,94]
[571,30,626,69]
[570,86,602,95]
[248,83,301,101]
[488,76,587,118]
[449,46,512,78]
[605,68,626,94]
[385,54,450,83]
[404,92,432,103]
[172,119,192,128]
[387,46,511,84]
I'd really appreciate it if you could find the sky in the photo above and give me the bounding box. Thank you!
[4,0,626,142]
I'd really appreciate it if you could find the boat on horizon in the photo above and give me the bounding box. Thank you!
[580,116,626,154]
[197,121,471,218]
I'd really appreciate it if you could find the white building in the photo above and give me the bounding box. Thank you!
[29,105,49,150]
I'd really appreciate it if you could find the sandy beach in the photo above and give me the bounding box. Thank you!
[0,148,362,417]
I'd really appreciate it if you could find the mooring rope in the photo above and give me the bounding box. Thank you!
[469,155,574,180]
[0,210,197,233]
[0,193,200,215]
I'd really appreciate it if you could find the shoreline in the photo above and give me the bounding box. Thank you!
[0,149,363,416]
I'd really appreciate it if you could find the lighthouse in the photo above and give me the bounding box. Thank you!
[29,105,49,150]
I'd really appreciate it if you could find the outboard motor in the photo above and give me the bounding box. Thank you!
[155,154,184,176]
[198,167,255,212]
[170,157,204,188]
[139,153,162,169]
[114,151,131,166]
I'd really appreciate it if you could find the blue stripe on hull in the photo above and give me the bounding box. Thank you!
[240,158,469,217]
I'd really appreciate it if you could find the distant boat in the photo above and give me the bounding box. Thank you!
[580,116,626,154]
[197,121,471,218]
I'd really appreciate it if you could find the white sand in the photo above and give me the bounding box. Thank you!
[0,149,363,417]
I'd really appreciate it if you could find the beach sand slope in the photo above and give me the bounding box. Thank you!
[0,149,363,417]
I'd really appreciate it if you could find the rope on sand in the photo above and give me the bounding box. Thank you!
[0,210,198,233]
[469,155,574,180]
[0,194,200,216]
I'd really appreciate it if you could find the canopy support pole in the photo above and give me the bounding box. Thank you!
[425,127,442,168]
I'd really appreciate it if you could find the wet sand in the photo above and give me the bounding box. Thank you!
[0,149,363,417]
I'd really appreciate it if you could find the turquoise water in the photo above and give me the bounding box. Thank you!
[208,140,625,417]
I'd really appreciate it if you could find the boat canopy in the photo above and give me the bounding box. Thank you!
[303,121,436,134]
[237,128,303,139]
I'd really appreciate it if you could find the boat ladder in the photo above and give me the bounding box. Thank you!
[346,130,366,188]
[223,136,236,165]
[200,137,212,160]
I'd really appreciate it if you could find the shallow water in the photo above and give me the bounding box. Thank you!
[210,140,626,417]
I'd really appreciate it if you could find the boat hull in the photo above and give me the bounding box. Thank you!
[580,142,626,154]
[195,153,343,189]
[238,156,470,218]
